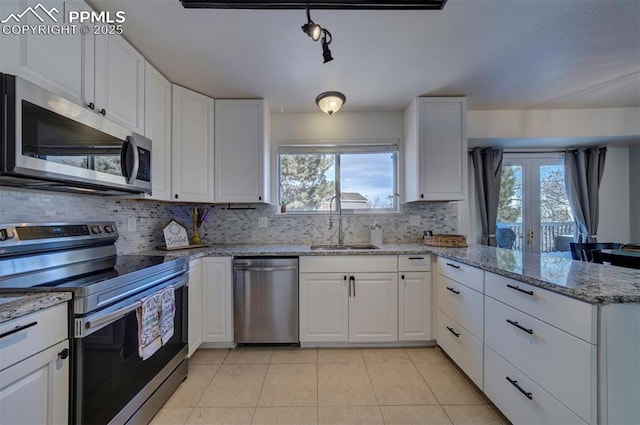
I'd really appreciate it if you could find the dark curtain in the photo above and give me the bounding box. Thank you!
[564,147,607,243]
[471,148,504,246]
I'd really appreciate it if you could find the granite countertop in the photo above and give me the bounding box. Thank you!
[146,243,640,305]
[0,292,71,324]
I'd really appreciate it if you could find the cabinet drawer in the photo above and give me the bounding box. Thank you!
[0,303,68,371]
[484,346,588,425]
[398,255,430,272]
[485,297,594,423]
[484,272,596,343]
[436,310,483,389]
[300,256,397,273]
[437,276,483,340]
[437,258,484,293]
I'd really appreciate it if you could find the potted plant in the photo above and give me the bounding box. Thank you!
[280,202,287,213]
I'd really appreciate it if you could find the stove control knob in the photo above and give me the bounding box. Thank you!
[0,229,7,241]
[90,225,102,234]
[104,225,115,234]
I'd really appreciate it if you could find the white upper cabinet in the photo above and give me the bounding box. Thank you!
[143,62,172,201]
[214,99,269,203]
[93,34,145,133]
[0,0,94,103]
[404,97,467,201]
[172,85,215,203]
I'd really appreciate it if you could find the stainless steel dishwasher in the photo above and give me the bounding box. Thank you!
[233,257,299,344]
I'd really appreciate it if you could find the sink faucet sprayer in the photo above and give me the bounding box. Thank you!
[329,195,344,246]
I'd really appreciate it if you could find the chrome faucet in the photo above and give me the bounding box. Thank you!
[329,195,344,246]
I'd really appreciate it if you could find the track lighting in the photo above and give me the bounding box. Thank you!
[301,8,335,64]
[301,8,322,41]
[321,29,333,63]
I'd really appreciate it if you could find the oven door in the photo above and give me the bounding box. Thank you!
[1,73,151,194]
[73,277,188,425]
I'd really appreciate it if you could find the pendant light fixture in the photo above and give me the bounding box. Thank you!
[316,91,346,115]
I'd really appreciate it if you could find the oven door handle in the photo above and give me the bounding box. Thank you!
[77,275,188,338]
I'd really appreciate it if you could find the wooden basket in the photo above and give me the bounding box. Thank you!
[422,234,468,248]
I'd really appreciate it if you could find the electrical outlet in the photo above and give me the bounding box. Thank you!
[258,217,269,228]
[409,215,421,226]
[128,217,137,232]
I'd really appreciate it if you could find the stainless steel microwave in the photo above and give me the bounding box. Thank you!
[0,73,152,195]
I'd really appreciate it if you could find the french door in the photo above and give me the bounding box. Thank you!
[497,154,573,254]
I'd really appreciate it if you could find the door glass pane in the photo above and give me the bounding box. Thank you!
[497,165,523,251]
[539,165,574,253]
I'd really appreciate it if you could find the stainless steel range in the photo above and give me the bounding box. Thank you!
[0,222,189,424]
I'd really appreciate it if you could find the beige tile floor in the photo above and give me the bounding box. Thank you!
[151,347,511,425]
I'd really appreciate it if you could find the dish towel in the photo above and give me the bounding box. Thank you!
[136,292,162,360]
[159,286,175,344]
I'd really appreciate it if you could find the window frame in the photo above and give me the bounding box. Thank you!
[277,142,400,214]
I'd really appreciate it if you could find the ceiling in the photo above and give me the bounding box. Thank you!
[87,0,640,113]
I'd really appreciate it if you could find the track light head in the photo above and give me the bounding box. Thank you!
[301,8,322,41]
[321,29,333,63]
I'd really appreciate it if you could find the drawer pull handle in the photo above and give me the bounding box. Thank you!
[506,376,533,400]
[0,321,37,340]
[446,286,461,295]
[409,257,424,260]
[446,326,460,338]
[507,284,534,296]
[446,262,461,269]
[58,348,69,360]
[506,319,533,335]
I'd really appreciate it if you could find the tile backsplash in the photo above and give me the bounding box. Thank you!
[1,188,459,253]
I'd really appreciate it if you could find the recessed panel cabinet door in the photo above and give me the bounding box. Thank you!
[0,0,94,104]
[201,257,234,343]
[398,272,431,341]
[299,273,349,342]
[188,259,203,357]
[349,273,398,342]
[171,85,215,202]
[214,100,268,203]
[94,34,145,133]
[143,62,172,201]
[0,340,69,425]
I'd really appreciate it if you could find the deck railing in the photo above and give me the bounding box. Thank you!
[500,222,575,252]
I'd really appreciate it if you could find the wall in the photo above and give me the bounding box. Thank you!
[0,188,176,254]
[598,147,631,243]
[629,146,640,242]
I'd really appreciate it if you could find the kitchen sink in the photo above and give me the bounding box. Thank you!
[310,244,379,250]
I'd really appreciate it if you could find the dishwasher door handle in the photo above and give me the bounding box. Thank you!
[234,266,298,272]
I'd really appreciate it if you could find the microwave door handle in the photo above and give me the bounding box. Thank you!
[121,135,140,184]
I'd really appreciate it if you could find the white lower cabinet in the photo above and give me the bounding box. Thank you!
[484,346,587,425]
[348,273,398,342]
[299,256,398,344]
[0,303,69,425]
[201,257,234,344]
[299,273,349,342]
[436,310,484,388]
[398,255,432,341]
[188,259,203,356]
[0,340,70,425]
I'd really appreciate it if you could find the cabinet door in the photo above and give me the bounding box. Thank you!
[349,273,398,342]
[299,273,349,342]
[398,272,432,341]
[214,100,268,203]
[171,85,215,202]
[201,257,234,343]
[0,340,69,425]
[0,0,94,105]
[404,97,467,201]
[94,34,145,133]
[143,62,172,201]
[188,259,203,357]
